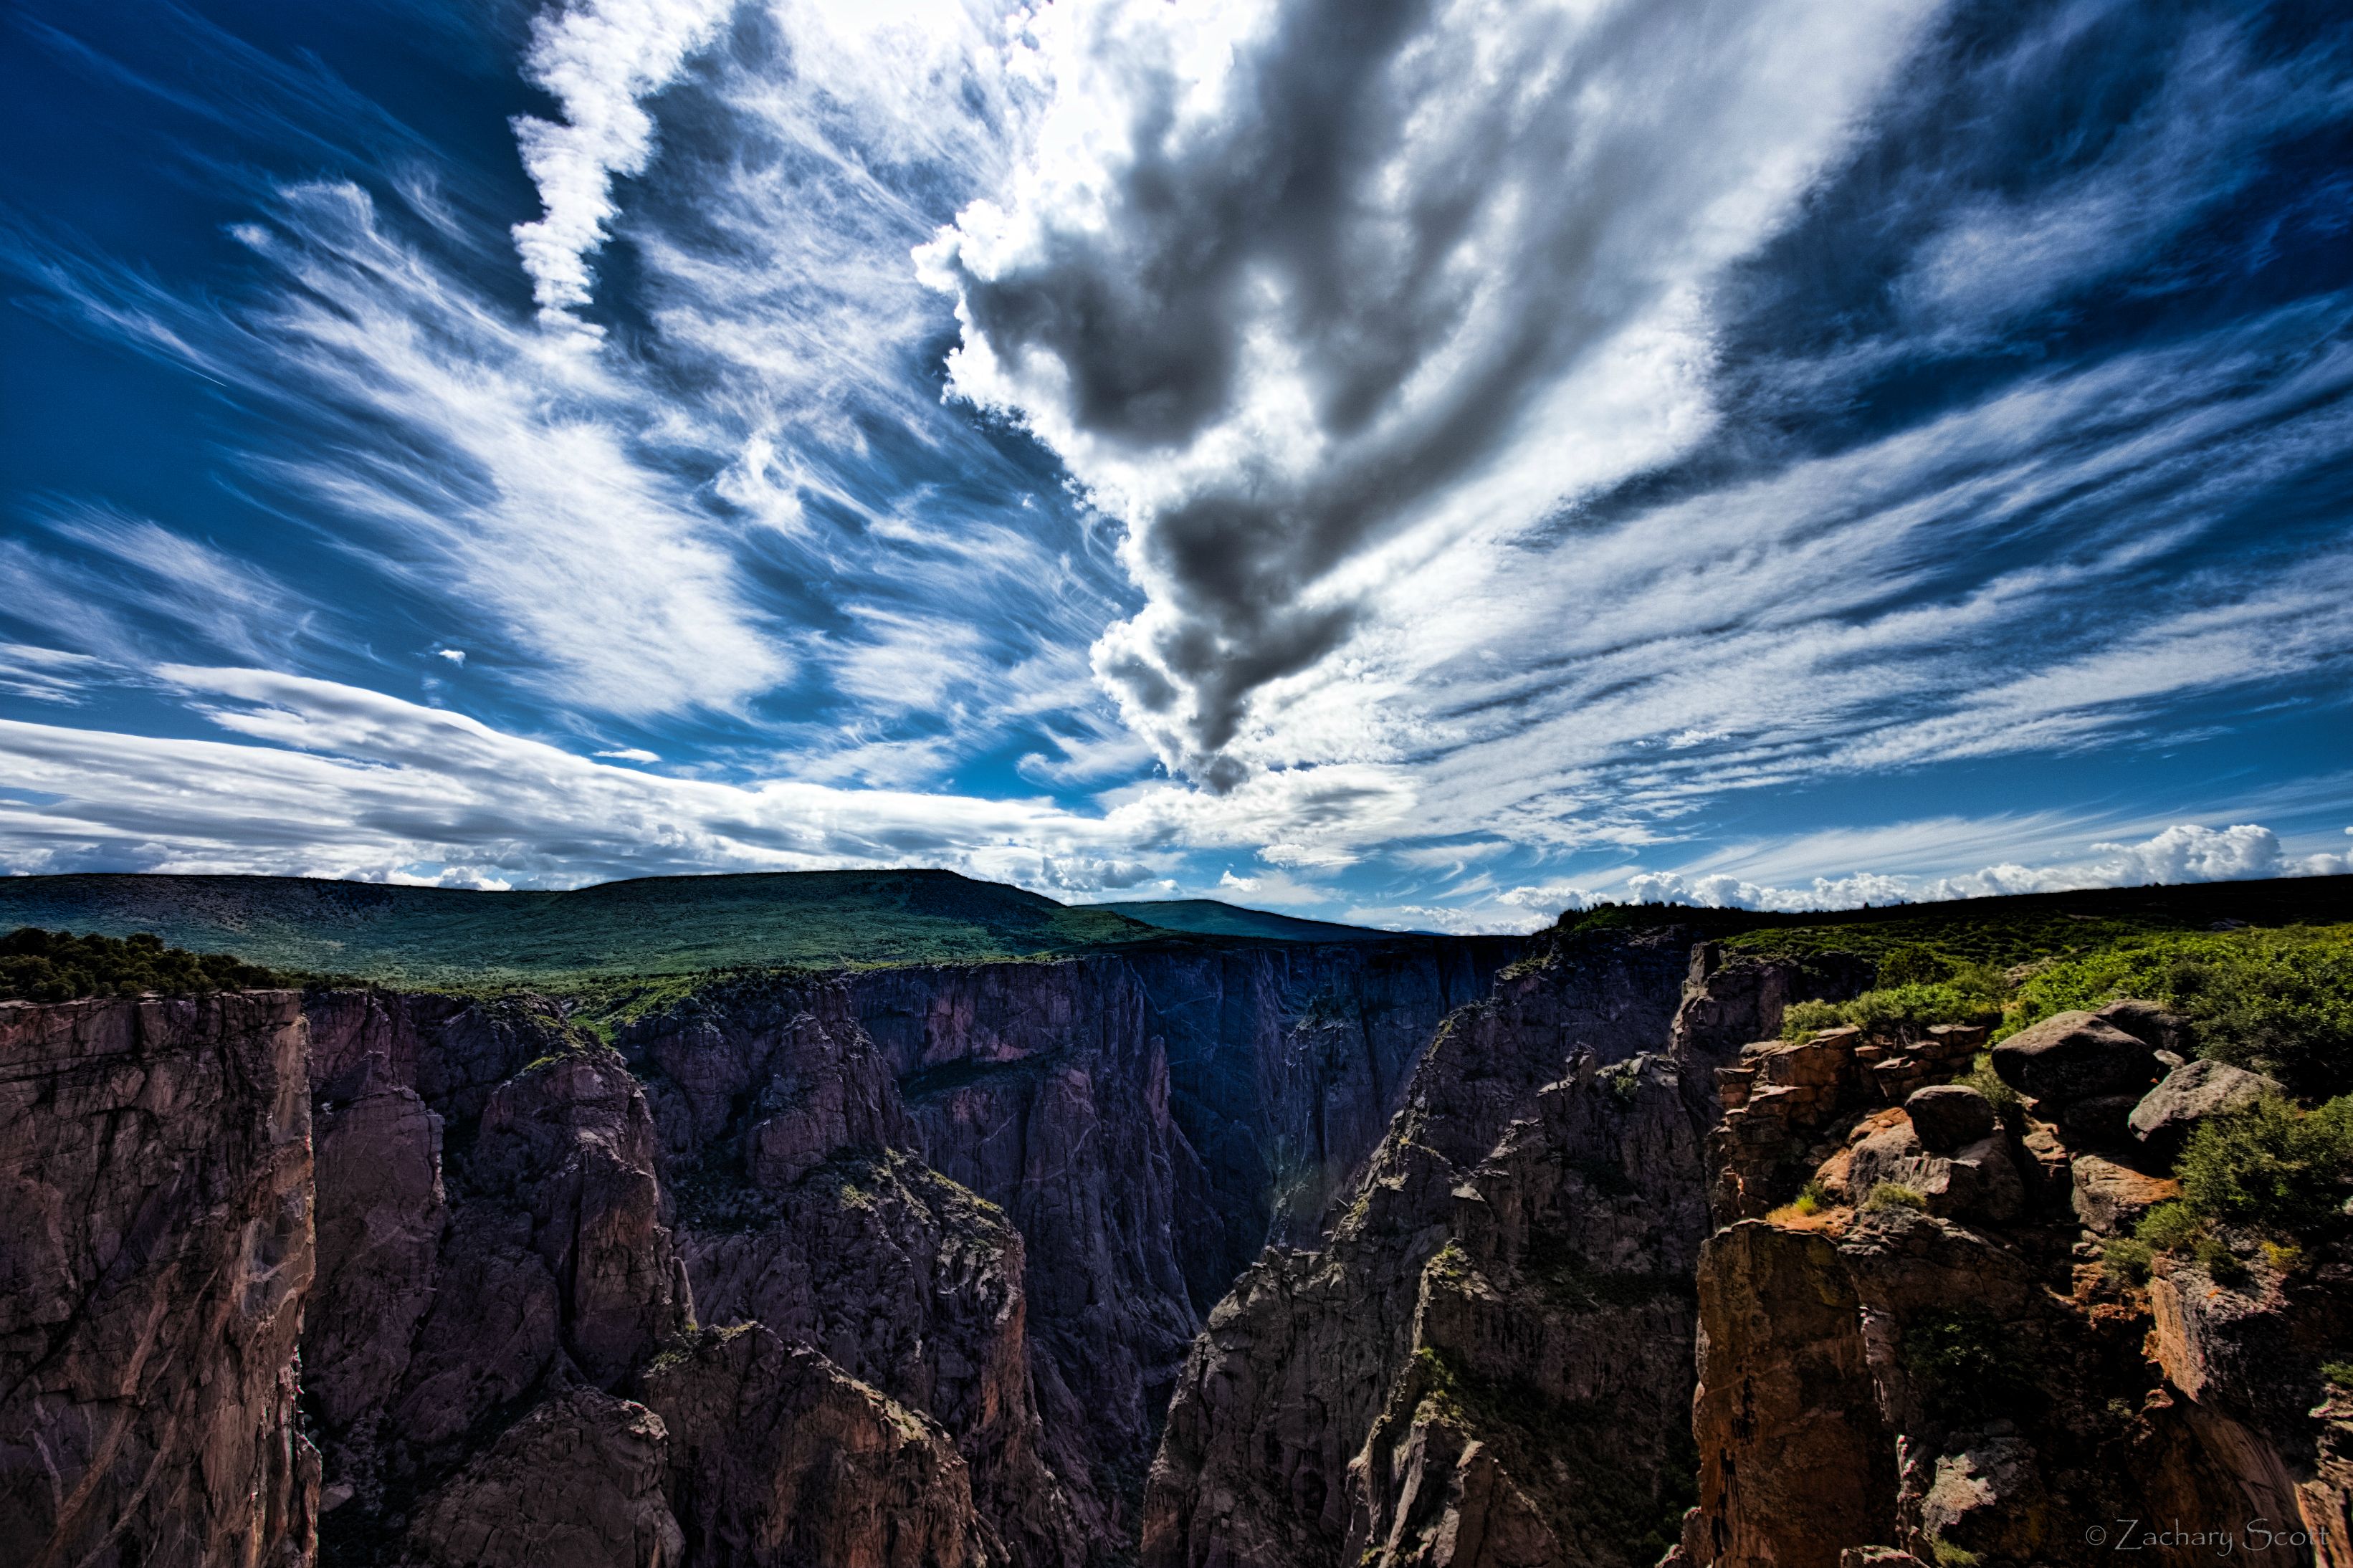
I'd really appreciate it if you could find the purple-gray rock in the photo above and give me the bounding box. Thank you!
[1904,1084,1996,1153]
[1990,1012,2160,1104]
[2094,998,2192,1056]
[2129,1058,2282,1155]
[0,995,318,1567]
[404,1387,684,1568]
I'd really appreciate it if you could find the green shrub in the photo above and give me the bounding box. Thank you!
[2102,1237,2154,1285]
[1957,1054,2022,1119]
[1863,1182,1927,1213]
[1781,979,2002,1042]
[2008,927,2353,1097]
[2193,1235,2249,1286]
[1929,1541,1982,1568]
[1793,1179,1830,1218]
[1902,1305,2036,1420]
[1878,942,1953,988]
[2135,1200,2203,1252]
[2176,1095,2353,1235]
[2322,1359,2353,1388]
[1780,998,1847,1038]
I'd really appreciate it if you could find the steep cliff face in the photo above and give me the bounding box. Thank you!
[0,993,318,1567]
[1140,934,1794,1568]
[300,993,705,1560]
[1127,940,1519,1294]
[641,1322,991,1568]
[621,940,1512,1557]
[1676,1012,2353,1568]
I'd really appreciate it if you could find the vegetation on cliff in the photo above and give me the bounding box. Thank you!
[1,926,290,1002]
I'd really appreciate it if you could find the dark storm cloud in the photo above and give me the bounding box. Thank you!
[927,0,1934,780]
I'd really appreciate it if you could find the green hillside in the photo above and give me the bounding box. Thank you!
[1556,875,2353,1101]
[1557,875,2353,968]
[0,870,1191,985]
[1094,899,1405,942]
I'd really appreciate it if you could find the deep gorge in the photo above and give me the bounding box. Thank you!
[4,924,2348,1567]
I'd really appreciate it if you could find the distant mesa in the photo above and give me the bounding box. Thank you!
[1092,898,1418,942]
[0,869,1408,987]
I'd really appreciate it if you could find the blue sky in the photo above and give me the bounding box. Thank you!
[1,0,2348,931]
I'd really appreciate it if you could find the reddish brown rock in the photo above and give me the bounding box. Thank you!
[0,994,318,1567]
[2068,1153,2176,1235]
[641,1321,991,1567]
[404,1387,684,1568]
[1684,1205,2285,1567]
[1845,1119,2023,1224]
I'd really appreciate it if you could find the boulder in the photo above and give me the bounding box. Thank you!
[1904,1086,1995,1153]
[1914,1436,2050,1563]
[2094,998,2192,1055]
[2129,1059,2282,1157]
[1990,1013,2159,1104]
[1847,1124,2023,1225]
[2053,1093,2143,1149]
[2070,1154,2178,1236]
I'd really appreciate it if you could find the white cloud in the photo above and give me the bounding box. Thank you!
[510,0,738,320]
[926,0,1939,785]
[1606,823,2349,915]
[594,746,662,763]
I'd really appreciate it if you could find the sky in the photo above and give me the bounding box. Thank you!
[1,0,2349,932]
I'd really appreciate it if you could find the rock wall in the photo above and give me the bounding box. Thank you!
[0,993,319,1568]
[1676,1006,2353,1568]
[623,940,1512,1553]
[1139,932,1824,1568]
[33,927,2347,1568]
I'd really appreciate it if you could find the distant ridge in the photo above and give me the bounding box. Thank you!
[0,871,1440,986]
[0,870,1176,985]
[1093,898,1410,942]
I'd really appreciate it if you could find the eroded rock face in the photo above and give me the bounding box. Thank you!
[307,1084,446,1494]
[0,993,319,1568]
[641,1322,991,1568]
[684,1151,1084,1567]
[1141,930,1790,1568]
[404,1387,684,1568]
[1344,1053,1712,1568]
[624,978,1091,1564]
[1681,1207,2263,1568]
[301,992,697,1553]
[1678,998,2350,1568]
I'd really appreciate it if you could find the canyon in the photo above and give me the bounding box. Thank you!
[3,923,2348,1567]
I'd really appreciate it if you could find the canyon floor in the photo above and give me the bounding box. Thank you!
[3,874,2350,1567]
